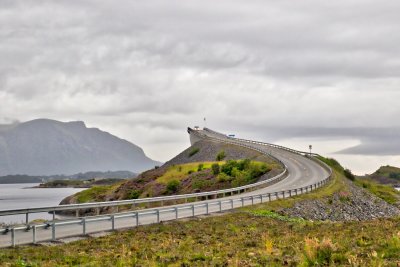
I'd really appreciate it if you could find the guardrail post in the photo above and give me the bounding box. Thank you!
[191,205,195,217]
[289,190,292,197]
[282,191,285,198]
[11,228,15,247]
[136,212,139,226]
[52,210,56,221]
[96,208,100,215]
[251,196,254,205]
[268,193,271,201]
[25,213,29,225]
[260,194,264,203]
[111,215,115,231]
[230,199,234,209]
[76,209,79,217]
[275,192,278,200]
[52,222,56,241]
[175,207,178,219]
[33,225,36,244]
[157,210,160,222]
[206,202,209,215]
[82,219,86,235]
[295,189,298,195]
[219,201,222,212]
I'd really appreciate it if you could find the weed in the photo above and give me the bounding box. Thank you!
[216,150,226,161]
[301,237,336,266]
[188,147,200,157]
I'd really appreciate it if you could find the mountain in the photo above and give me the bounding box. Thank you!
[0,119,160,176]
[0,171,137,184]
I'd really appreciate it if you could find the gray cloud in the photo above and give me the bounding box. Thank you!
[1,0,400,166]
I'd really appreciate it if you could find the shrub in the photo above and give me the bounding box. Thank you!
[221,160,238,176]
[216,150,226,161]
[188,170,194,175]
[128,190,141,199]
[166,180,180,192]
[197,163,204,172]
[344,169,355,181]
[211,163,220,175]
[302,238,336,266]
[189,148,200,157]
[217,173,231,182]
[238,158,251,171]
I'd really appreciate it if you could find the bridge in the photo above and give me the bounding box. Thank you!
[0,128,331,247]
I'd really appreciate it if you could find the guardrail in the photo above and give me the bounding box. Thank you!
[1,159,332,247]
[0,128,332,247]
[202,128,321,157]
[0,130,288,226]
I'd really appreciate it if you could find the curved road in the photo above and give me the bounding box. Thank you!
[198,129,329,195]
[0,128,330,247]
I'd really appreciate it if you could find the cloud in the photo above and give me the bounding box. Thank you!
[1,0,400,164]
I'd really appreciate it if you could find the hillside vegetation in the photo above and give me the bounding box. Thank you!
[361,165,400,186]
[3,157,400,266]
[60,140,282,206]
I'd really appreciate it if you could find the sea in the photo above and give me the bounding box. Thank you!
[0,183,85,225]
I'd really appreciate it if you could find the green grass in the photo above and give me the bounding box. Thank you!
[375,165,400,178]
[76,185,115,203]
[355,178,400,204]
[156,161,224,184]
[4,156,400,265]
[2,213,400,266]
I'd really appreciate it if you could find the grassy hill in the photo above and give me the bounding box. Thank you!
[59,140,281,208]
[359,165,400,187]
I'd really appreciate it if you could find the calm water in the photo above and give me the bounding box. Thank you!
[0,183,85,225]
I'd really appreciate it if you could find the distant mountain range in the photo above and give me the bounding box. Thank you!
[0,119,161,176]
[0,171,137,184]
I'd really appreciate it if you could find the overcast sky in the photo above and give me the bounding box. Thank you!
[1,0,400,174]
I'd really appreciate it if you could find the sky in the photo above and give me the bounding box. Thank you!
[1,0,400,174]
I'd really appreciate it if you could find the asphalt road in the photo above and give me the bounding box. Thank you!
[0,130,329,247]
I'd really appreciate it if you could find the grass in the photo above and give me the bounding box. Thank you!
[156,162,225,184]
[355,178,400,204]
[3,157,400,265]
[2,213,400,266]
[375,165,400,178]
[75,183,123,203]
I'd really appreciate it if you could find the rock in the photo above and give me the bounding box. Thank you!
[280,179,400,221]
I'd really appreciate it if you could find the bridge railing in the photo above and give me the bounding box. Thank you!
[1,160,332,248]
[202,128,321,157]
[0,132,289,225]
[0,128,333,247]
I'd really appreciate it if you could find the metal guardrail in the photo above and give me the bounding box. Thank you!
[0,128,333,247]
[2,164,332,247]
[0,130,289,225]
[203,127,321,157]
